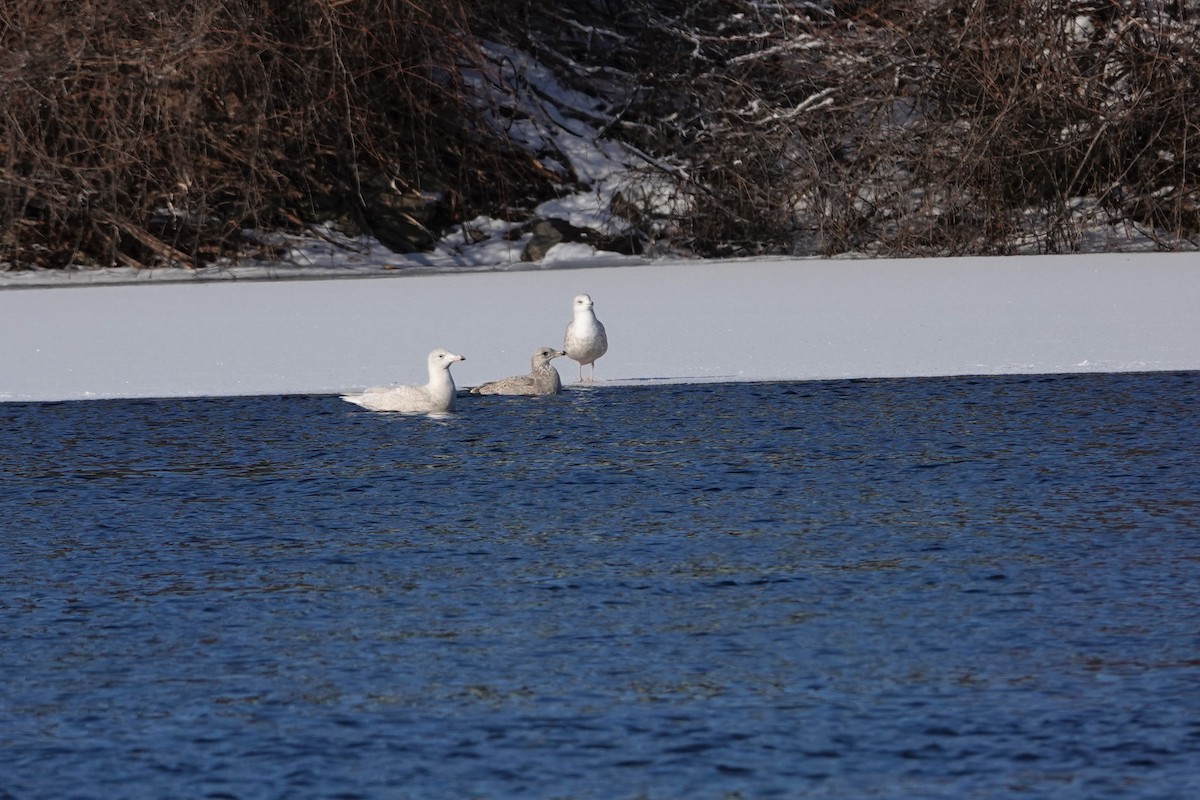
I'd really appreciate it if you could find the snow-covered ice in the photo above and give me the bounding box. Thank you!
[1,252,1197,403]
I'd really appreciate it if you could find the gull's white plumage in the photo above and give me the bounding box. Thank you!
[470,347,566,396]
[563,293,608,381]
[341,348,465,413]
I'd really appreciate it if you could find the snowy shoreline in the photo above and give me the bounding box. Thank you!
[2,252,1198,403]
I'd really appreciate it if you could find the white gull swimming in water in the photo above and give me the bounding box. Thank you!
[470,347,566,396]
[563,293,608,382]
[341,348,465,413]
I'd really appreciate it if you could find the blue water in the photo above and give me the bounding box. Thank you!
[2,373,1199,799]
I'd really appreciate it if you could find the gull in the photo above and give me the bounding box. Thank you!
[470,347,566,396]
[563,293,608,381]
[341,348,465,413]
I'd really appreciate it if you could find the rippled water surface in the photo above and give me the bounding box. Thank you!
[3,373,1199,799]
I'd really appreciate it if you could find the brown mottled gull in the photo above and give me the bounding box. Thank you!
[563,293,608,382]
[470,347,566,396]
[341,348,465,413]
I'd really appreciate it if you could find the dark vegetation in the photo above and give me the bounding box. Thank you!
[0,0,553,269]
[2,0,1197,269]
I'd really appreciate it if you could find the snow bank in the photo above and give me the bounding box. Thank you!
[1,252,1197,403]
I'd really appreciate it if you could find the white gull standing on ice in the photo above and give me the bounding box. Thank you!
[563,293,608,382]
[341,348,465,413]
[470,347,566,396]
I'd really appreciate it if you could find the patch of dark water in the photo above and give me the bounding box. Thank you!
[2,372,1198,798]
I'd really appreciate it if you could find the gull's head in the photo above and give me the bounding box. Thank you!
[533,346,567,366]
[573,294,594,312]
[429,348,465,369]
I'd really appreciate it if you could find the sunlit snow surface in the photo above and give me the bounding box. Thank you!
[1,252,1198,402]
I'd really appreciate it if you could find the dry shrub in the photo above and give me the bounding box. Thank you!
[0,0,548,269]
[4,0,1197,267]
[502,0,1199,256]
[888,0,1200,253]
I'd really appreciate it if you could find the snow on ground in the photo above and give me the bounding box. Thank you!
[1,252,1197,403]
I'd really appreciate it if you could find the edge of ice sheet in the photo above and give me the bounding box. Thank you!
[1,252,1197,402]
